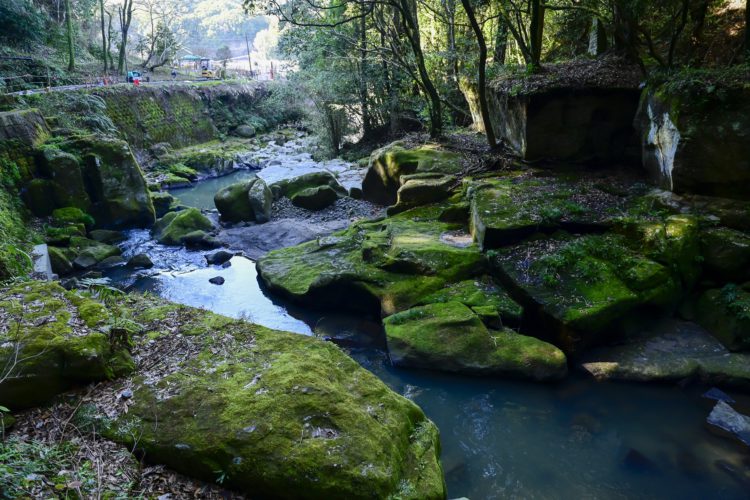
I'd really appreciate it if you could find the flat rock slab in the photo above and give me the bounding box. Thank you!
[707,401,750,446]
[580,320,750,387]
[218,218,349,260]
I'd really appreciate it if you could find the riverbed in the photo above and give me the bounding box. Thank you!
[107,141,750,499]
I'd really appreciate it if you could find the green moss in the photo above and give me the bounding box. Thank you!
[419,277,523,326]
[258,208,485,317]
[491,232,682,352]
[90,302,445,499]
[151,208,213,246]
[166,163,198,180]
[362,142,462,204]
[0,281,133,410]
[384,301,566,380]
[695,286,750,352]
[52,207,95,228]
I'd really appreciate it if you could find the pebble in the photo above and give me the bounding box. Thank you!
[209,276,225,285]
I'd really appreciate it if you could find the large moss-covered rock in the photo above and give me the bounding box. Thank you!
[580,319,750,387]
[68,236,122,269]
[490,232,681,352]
[695,286,750,352]
[418,277,523,327]
[38,147,90,211]
[247,176,272,223]
[615,214,701,288]
[214,178,271,223]
[0,109,49,146]
[0,281,133,410]
[701,227,750,284]
[258,208,485,316]
[151,208,214,246]
[215,179,256,222]
[384,301,566,380]
[271,171,347,201]
[150,191,177,218]
[388,174,456,215]
[68,135,155,228]
[22,178,55,217]
[90,300,445,499]
[290,185,338,211]
[48,246,73,275]
[469,174,634,249]
[362,142,462,205]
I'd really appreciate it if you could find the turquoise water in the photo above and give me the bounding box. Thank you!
[169,170,258,210]
[110,242,750,499]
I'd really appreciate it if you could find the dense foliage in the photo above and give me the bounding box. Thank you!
[243,0,748,148]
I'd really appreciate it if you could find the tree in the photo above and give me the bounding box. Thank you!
[459,0,495,146]
[117,0,134,74]
[64,0,75,71]
[100,0,108,71]
[216,44,232,68]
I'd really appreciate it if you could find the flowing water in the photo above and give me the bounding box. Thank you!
[107,141,750,499]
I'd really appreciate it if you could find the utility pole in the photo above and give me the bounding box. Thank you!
[245,33,253,79]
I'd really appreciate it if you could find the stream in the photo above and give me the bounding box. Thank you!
[106,140,749,499]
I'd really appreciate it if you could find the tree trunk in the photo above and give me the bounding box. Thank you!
[64,0,75,71]
[99,0,107,71]
[106,10,115,70]
[398,0,442,138]
[493,17,508,65]
[613,1,639,63]
[460,0,496,147]
[117,0,133,75]
[358,0,372,139]
[529,0,545,68]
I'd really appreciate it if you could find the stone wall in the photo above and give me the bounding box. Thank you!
[487,87,641,164]
[636,86,750,200]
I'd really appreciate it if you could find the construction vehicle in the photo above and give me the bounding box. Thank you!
[200,58,215,79]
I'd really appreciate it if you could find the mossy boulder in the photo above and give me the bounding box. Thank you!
[615,214,701,288]
[38,147,89,211]
[580,320,750,387]
[91,301,445,499]
[258,208,485,316]
[271,171,347,201]
[44,224,86,246]
[48,246,73,276]
[150,191,177,218]
[214,178,271,223]
[0,281,133,410]
[700,227,750,284]
[418,277,523,328]
[72,135,155,228]
[88,229,125,244]
[695,286,750,352]
[151,208,214,246]
[247,177,272,223]
[363,142,462,205]
[52,207,95,229]
[290,185,338,211]
[68,236,122,269]
[234,124,256,138]
[22,178,55,217]
[0,109,49,146]
[384,302,566,380]
[469,175,633,250]
[388,174,456,215]
[490,232,681,352]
